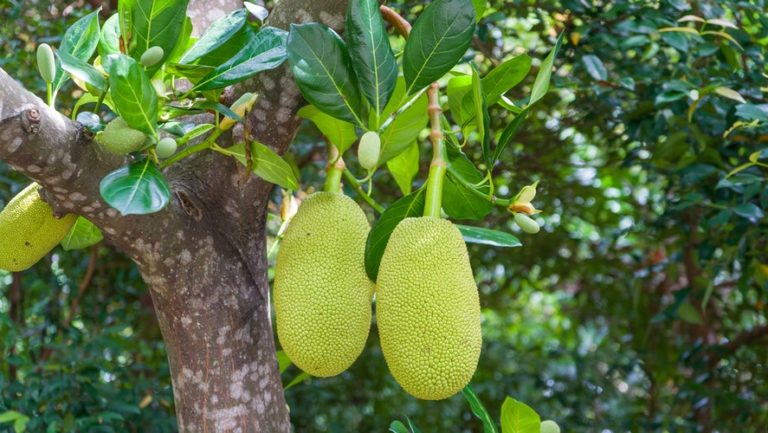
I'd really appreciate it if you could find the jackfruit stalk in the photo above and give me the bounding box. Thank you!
[0,183,77,272]
[376,217,482,400]
[274,192,375,377]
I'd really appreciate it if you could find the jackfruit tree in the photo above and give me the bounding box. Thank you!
[0,0,561,430]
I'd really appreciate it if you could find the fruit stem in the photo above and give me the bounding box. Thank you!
[46,82,53,108]
[324,145,345,193]
[423,82,446,218]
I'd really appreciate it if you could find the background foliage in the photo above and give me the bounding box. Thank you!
[1,0,766,432]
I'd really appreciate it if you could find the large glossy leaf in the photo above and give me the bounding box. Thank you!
[179,9,251,65]
[61,217,104,251]
[165,17,193,65]
[195,27,288,90]
[346,0,398,118]
[457,225,521,247]
[379,94,428,164]
[53,10,101,93]
[287,23,363,125]
[100,159,171,216]
[107,54,158,135]
[57,50,107,95]
[444,144,493,220]
[500,397,541,433]
[529,33,563,106]
[217,142,299,191]
[127,0,190,74]
[99,14,121,58]
[482,54,531,105]
[298,105,358,154]
[462,386,498,433]
[403,0,476,94]
[364,189,426,281]
[386,142,419,194]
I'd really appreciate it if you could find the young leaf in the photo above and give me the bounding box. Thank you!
[403,0,476,94]
[447,74,473,125]
[57,50,107,95]
[99,159,171,216]
[500,397,541,433]
[364,189,426,281]
[482,54,532,105]
[61,217,104,251]
[529,33,563,106]
[287,23,363,125]
[346,0,398,118]
[53,9,101,93]
[179,9,250,65]
[389,421,410,433]
[195,27,288,90]
[108,54,158,135]
[218,142,299,191]
[387,142,419,194]
[457,225,521,247]
[127,0,190,74]
[298,105,358,154]
[99,14,121,58]
[379,94,429,164]
[462,386,498,433]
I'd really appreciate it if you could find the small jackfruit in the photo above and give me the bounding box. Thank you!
[95,117,147,155]
[376,217,481,400]
[0,183,77,272]
[274,192,375,377]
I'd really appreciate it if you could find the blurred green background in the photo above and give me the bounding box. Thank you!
[1,0,766,431]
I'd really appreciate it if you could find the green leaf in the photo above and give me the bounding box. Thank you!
[219,142,299,191]
[165,17,193,65]
[482,54,531,105]
[387,142,419,194]
[276,350,292,373]
[389,421,410,433]
[713,86,746,104]
[346,0,398,117]
[582,54,607,81]
[471,0,487,18]
[99,14,121,58]
[166,63,216,82]
[99,159,171,216]
[283,372,310,390]
[13,416,28,433]
[406,417,423,433]
[457,225,521,247]
[677,301,704,325]
[0,411,23,423]
[365,189,426,281]
[177,123,215,145]
[444,144,493,220]
[179,9,250,65]
[469,64,491,166]
[447,74,473,125]
[53,9,101,93]
[298,105,358,154]
[462,386,498,433]
[61,217,103,251]
[57,50,107,95]
[127,0,190,74]
[379,94,428,164]
[195,27,288,90]
[732,203,764,222]
[108,54,158,135]
[493,108,528,163]
[287,23,363,125]
[500,397,541,433]
[192,100,243,124]
[529,33,563,106]
[403,0,476,94]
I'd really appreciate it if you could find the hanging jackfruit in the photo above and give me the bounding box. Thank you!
[274,192,375,377]
[376,217,482,400]
[0,183,77,272]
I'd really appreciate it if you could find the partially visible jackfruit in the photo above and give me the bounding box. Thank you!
[0,183,77,272]
[95,117,147,155]
[274,192,375,377]
[376,217,482,400]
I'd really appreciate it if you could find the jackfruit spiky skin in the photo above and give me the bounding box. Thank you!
[274,192,375,377]
[0,183,77,272]
[376,217,481,400]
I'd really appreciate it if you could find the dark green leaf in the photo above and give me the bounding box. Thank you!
[733,203,764,222]
[99,159,171,216]
[403,0,476,94]
[582,54,607,81]
[127,0,190,74]
[60,217,103,251]
[195,27,288,90]
[165,17,193,65]
[499,397,540,433]
[482,54,531,105]
[287,23,363,125]
[53,9,101,93]
[462,386,498,433]
[346,0,398,117]
[365,189,426,281]
[57,50,107,94]
[179,9,250,65]
[107,54,158,135]
[444,144,493,220]
[735,104,768,122]
[406,417,423,433]
[166,63,216,82]
[457,225,521,247]
[298,105,358,154]
[379,94,428,164]
[219,142,299,190]
[192,100,243,123]
[529,33,563,105]
[389,421,409,433]
[493,108,528,163]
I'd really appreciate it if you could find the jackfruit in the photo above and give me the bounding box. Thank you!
[274,192,375,377]
[376,217,481,400]
[95,117,147,155]
[0,183,77,272]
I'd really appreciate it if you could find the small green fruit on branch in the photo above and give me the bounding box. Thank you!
[36,43,56,84]
[140,46,165,68]
[358,131,381,171]
[95,117,148,156]
[156,137,178,159]
[508,181,542,233]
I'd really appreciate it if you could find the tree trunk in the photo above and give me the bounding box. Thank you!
[0,0,349,431]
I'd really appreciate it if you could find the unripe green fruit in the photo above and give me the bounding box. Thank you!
[140,46,164,68]
[358,131,381,170]
[377,217,482,400]
[514,212,540,234]
[155,137,178,158]
[541,420,561,433]
[95,117,147,155]
[37,43,56,83]
[274,192,375,377]
[0,183,77,272]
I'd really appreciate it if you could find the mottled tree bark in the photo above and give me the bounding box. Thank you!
[0,0,347,431]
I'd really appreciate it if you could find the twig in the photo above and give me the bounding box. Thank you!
[380,5,412,37]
